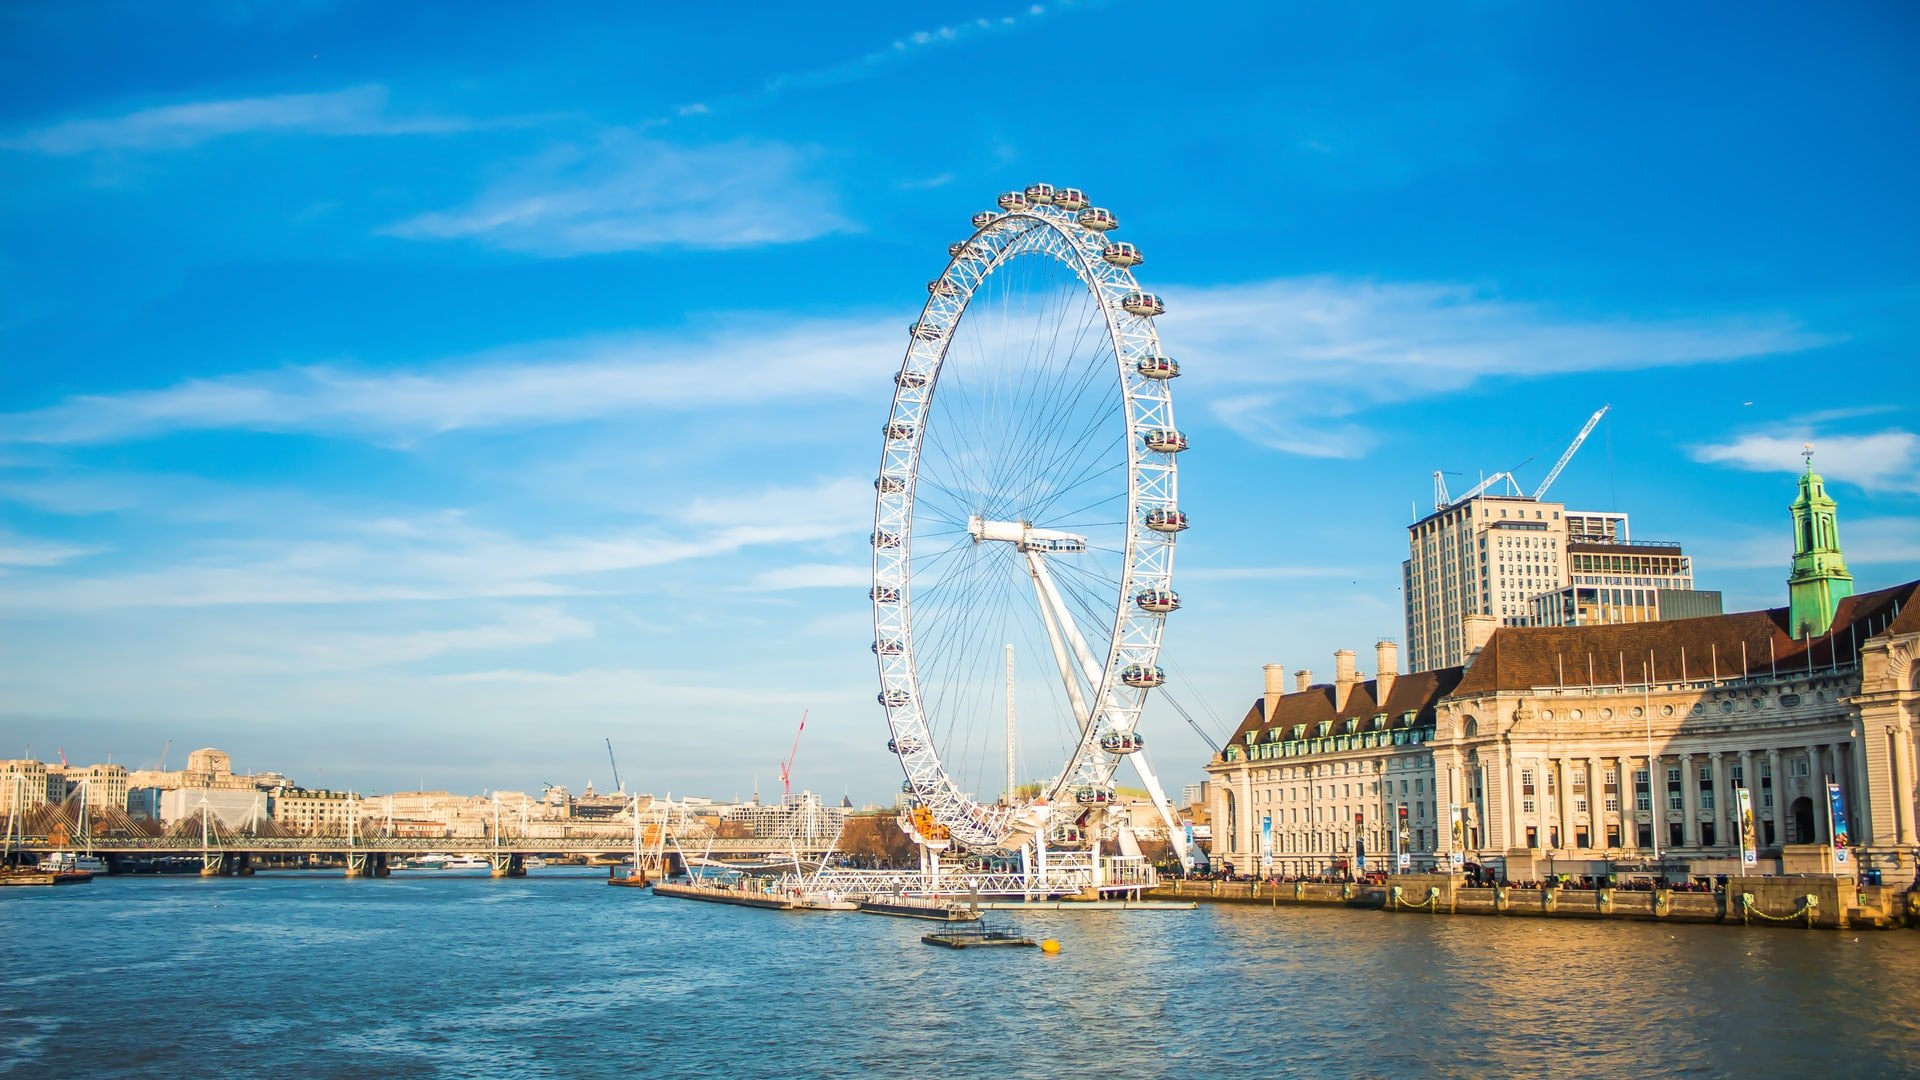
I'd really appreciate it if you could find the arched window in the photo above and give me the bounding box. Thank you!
[1463,716,1479,739]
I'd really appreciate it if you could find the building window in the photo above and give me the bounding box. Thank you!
[1634,769,1651,811]
[1575,797,1588,815]
[1730,763,1744,788]
[1605,794,1619,812]
[1669,821,1684,848]
[1667,768,1683,811]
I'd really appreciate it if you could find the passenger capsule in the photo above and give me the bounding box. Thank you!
[1102,242,1143,267]
[880,689,910,708]
[1144,508,1188,533]
[1121,292,1164,317]
[895,369,929,389]
[1135,356,1181,380]
[971,211,997,229]
[871,586,901,603]
[1074,786,1113,806]
[885,421,915,440]
[887,736,921,754]
[1056,825,1086,843]
[1077,207,1118,232]
[872,531,901,549]
[997,190,1029,212]
[901,779,915,793]
[949,242,967,258]
[1099,731,1145,755]
[1142,428,1189,454]
[1120,664,1167,688]
[928,280,958,297]
[909,321,942,341]
[1053,187,1089,212]
[1024,183,1056,205]
[873,637,905,655]
[1135,587,1180,614]
[875,475,907,494]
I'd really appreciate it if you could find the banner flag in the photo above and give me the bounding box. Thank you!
[1827,782,1851,867]
[1736,787,1758,867]
[1260,813,1273,875]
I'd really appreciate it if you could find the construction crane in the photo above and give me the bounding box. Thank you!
[605,739,623,794]
[1447,470,1518,508]
[779,711,807,802]
[1532,405,1610,500]
[155,738,172,772]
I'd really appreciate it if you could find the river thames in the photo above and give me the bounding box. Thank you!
[3,871,1916,1078]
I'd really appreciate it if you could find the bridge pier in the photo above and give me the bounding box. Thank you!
[344,852,390,878]
[490,852,525,878]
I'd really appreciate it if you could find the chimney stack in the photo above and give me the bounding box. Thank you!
[1375,640,1399,705]
[1294,669,1312,694]
[1333,649,1358,710]
[1263,663,1287,724]
[1463,614,1498,668]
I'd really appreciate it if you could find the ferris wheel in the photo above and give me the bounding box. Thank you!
[871,184,1188,854]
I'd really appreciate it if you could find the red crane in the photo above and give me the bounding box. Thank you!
[779,711,807,802]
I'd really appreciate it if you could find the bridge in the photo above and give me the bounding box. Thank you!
[2,801,840,878]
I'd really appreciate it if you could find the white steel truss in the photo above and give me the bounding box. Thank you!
[871,193,1183,853]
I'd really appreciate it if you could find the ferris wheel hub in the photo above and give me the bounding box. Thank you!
[966,515,1088,553]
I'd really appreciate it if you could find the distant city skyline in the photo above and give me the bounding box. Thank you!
[2,2,1916,801]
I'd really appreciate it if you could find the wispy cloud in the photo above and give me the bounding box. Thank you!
[741,562,872,591]
[1,317,898,446]
[663,4,1085,124]
[241,606,596,672]
[2,85,470,155]
[1171,278,1834,458]
[0,477,868,612]
[0,533,106,568]
[1690,430,1920,495]
[386,132,852,256]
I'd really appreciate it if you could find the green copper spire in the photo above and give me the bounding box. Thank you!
[1787,446,1853,639]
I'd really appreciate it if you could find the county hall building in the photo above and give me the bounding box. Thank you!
[1206,462,1920,886]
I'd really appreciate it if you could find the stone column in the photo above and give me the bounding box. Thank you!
[1554,757,1573,851]
[1587,755,1604,850]
[1680,752,1699,851]
[1617,755,1635,852]
[1896,727,1919,845]
[1809,745,1827,844]
[1766,747,1783,843]
[1709,751,1728,852]
[1846,739,1870,847]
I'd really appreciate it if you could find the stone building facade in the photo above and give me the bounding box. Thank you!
[1211,464,1920,886]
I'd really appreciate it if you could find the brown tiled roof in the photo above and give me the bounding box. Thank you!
[1455,579,1920,695]
[1228,667,1464,746]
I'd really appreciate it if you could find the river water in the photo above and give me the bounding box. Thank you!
[3,870,1916,1078]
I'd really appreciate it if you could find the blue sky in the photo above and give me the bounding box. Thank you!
[2,1,1916,801]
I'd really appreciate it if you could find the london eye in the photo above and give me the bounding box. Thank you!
[871,185,1187,856]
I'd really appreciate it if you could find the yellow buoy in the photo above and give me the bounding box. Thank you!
[1040,939,1061,954]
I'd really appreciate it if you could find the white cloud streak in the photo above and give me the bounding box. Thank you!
[1,317,899,445]
[1170,278,1833,458]
[1690,430,1920,495]
[0,476,869,612]
[2,277,1829,457]
[386,132,852,255]
[2,85,469,155]
[0,534,106,568]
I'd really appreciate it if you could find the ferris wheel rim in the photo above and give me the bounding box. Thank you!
[871,192,1181,853]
